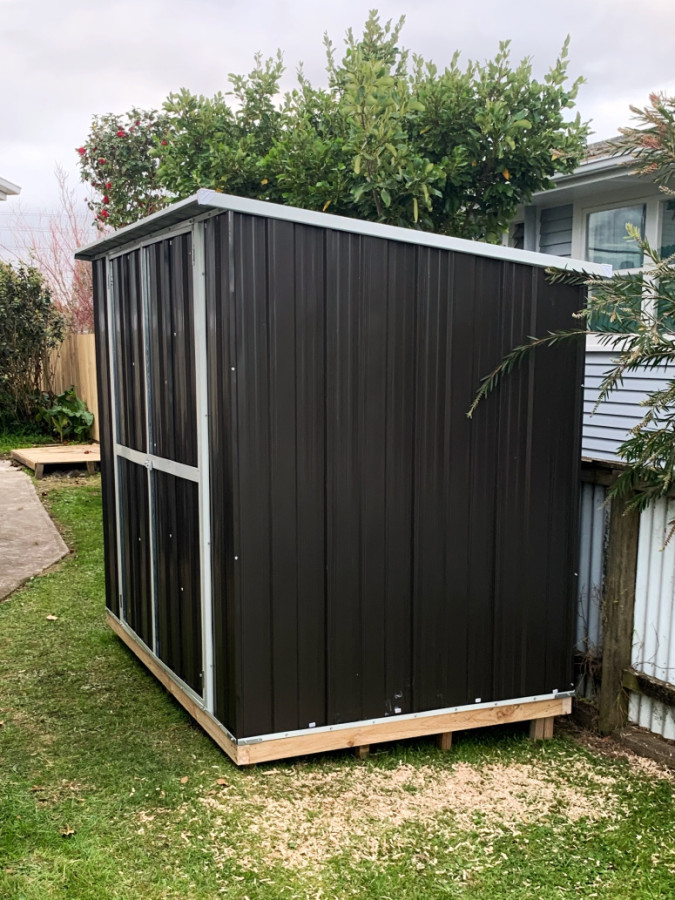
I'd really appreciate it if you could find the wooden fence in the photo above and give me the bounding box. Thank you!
[47,333,99,441]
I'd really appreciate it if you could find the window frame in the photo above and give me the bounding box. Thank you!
[571,192,663,350]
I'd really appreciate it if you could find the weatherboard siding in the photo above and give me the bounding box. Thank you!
[582,351,671,461]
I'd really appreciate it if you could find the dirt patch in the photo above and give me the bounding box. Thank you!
[194,759,619,871]
[561,718,675,783]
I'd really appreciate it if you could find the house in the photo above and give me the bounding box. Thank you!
[0,176,20,202]
[514,142,675,745]
[510,140,673,462]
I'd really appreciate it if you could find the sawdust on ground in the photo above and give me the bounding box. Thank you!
[191,758,620,871]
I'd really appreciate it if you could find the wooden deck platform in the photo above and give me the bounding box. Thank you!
[11,444,100,479]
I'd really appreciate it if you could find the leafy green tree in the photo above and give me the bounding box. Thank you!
[470,92,675,528]
[0,262,64,426]
[78,12,588,238]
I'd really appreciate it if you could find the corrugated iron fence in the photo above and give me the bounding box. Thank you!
[577,471,675,741]
[630,499,675,741]
[576,482,607,698]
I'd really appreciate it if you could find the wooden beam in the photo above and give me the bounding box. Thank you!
[622,668,675,710]
[238,697,571,765]
[107,611,572,766]
[598,498,641,735]
[437,732,453,751]
[529,716,554,740]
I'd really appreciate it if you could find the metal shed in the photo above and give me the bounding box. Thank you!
[77,190,608,764]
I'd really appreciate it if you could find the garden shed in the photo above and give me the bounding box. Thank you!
[76,190,609,764]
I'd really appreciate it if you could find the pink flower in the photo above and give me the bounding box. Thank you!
[77,147,86,155]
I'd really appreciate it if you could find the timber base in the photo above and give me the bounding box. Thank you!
[108,612,571,766]
[529,716,555,740]
[12,444,100,479]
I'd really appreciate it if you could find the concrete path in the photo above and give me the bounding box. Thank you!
[0,460,68,600]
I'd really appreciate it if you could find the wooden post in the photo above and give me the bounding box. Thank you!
[355,745,370,760]
[437,732,453,751]
[598,497,641,735]
[529,716,554,740]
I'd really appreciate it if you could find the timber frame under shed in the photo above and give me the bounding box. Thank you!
[77,190,609,764]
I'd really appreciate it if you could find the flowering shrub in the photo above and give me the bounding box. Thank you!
[77,108,170,229]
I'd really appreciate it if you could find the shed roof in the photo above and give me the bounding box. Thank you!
[76,189,611,276]
[0,176,20,201]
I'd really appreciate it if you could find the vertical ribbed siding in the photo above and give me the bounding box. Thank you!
[206,212,585,739]
[118,457,152,646]
[630,499,675,741]
[107,235,203,699]
[576,483,607,697]
[204,215,238,734]
[154,471,202,693]
[577,483,606,655]
[92,258,119,616]
[110,251,146,453]
[146,234,197,467]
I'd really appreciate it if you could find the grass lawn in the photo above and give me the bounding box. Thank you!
[0,428,54,456]
[1,476,674,899]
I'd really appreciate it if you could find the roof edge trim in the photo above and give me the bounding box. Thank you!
[76,188,611,276]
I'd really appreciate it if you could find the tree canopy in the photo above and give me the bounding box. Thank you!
[78,12,588,240]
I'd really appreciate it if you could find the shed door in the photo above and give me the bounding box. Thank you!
[108,229,211,705]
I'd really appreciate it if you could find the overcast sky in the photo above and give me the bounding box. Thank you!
[1,0,674,228]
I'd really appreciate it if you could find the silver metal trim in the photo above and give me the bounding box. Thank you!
[140,246,158,657]
[236,691,576,746]
[110,609,574,750]
[114,443,200,483]
[106,222,195,262]
[78,189,612,278]
[192,220,215,713]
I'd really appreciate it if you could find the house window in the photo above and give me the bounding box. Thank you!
[661,201,675,258]
[586,204,646,269]
[657,201,675,329]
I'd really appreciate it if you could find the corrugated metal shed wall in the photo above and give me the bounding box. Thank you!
[205,211,585,739]
[630,498,675,741]
[92,259,119,617]
[582,352,672,461]
[100,232,205,702]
